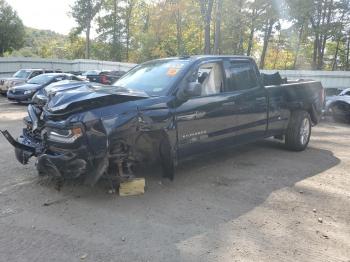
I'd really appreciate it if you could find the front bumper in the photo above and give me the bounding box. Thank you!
[7,91,33,102]
[1,128,91,180]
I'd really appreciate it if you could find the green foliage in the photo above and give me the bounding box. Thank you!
[4,0,350,70]
[0,0,25,56]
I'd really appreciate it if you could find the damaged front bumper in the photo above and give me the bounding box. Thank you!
[1,127,91,181]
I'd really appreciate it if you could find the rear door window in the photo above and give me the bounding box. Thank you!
[227,61,258,92]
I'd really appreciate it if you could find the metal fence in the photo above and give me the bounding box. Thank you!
[0,57,136,77]
[1,57,350,88]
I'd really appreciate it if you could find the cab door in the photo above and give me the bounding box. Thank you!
[175,59,236,158]
[221,59,268,141]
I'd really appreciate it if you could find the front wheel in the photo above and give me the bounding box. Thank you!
[285,110,312,151]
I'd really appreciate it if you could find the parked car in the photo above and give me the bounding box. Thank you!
[0,69,61,95]
[1,56,324,186]
[83,70,126,85]
[325,87,350,123]
[7,73,83,103]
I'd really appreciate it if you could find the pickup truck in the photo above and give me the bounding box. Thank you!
[1,56,324,186]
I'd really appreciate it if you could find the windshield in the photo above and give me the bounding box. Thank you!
[13,70,31,79]
[83,70,100,76]
[27,74,54,85]
[113,60,190,96]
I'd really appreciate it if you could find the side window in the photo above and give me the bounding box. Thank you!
[72,76,82,81]
[29,70,43,79]
[54,76,65,82]
[195,62,224,96]
[227,61,258,91]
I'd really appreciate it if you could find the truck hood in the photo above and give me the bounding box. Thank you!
[44,80,87,96]
[46,83,149,116]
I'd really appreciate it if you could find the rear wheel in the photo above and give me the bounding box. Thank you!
[285,110,311,151]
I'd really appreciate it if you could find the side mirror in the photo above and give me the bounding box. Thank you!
[177,82,201,100]
[31,90,48,107]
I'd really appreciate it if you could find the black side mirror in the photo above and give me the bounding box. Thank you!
[31,90,48,107]
[177,82,201,100]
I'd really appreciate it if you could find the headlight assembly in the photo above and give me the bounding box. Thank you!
[24,90,34,95]
[47,127,83,143]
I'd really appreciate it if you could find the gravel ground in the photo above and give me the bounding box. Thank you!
[0,96,349,262]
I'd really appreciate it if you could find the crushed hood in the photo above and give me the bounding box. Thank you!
[45,83,149,116]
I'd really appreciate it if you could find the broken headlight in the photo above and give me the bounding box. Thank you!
[47,127,83,143]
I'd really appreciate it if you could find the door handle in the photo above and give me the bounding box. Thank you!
[255,97,266,102]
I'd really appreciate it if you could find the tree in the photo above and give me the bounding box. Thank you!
[71,0,102,59]
[198,0,214,54]
[0,0,25,56]
[259,0,279,69]
[97,0,123,61]
[213,0,223,54]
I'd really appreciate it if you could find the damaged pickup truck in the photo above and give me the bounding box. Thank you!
[1,56,324,186]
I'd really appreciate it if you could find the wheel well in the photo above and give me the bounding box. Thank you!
[133,130,171,163]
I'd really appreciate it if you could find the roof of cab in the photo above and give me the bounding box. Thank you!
[146,55,255,63]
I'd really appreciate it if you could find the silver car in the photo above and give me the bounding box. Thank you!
[0,69,48,95]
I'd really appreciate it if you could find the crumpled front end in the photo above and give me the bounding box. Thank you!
[1,118,93,182]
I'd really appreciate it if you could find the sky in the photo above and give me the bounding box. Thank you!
[7,0,76,35]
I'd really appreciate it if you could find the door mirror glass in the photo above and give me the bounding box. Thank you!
[185,82,202,97]
[177,81,202,100]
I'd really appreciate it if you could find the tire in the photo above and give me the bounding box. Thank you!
[285,110,312,151]
[330,104,350,123]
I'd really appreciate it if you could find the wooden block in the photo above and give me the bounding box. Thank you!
[119,178,145,197]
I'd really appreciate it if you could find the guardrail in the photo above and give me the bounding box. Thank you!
[0,57,136,77]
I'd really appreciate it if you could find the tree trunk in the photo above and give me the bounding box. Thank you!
[259,19,274,69]
[273,30,282,69]
[346,36,350,70]
[332,37,341,71]
[125,0,133,61]
[213,0,223,54]
[204,16,211,54]
[85,24,91,59]
[293,23,304,69]
[175,5,183,55]
[247,22,255,56]
[200,0,214,54]
[111,0,118,61]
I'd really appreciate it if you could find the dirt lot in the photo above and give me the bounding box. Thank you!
[0,96,349,262]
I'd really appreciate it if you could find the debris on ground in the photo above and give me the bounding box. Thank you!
[318,217,323,223]
[119,178,145,197]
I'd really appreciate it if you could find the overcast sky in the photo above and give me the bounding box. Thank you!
[7,0,76,35]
